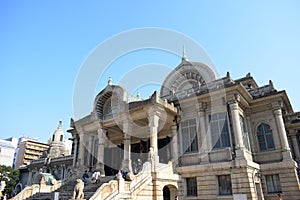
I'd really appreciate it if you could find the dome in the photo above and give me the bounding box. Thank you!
[51,120,64,142]
[160,57,217,97]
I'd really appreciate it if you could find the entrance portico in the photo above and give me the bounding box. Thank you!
[72,84,178,176]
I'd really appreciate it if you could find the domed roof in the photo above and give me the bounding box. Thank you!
[51,120,64,143]
[94,77,143,120]
[160,53,217,97]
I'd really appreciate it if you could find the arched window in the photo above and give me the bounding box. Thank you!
[257,123,275,151]
[60,135,63,142]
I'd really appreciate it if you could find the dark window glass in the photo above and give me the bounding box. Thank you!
[218,175,232,195]
[186,177,197,196]
[209,113,231,149]
[266,174,282,193]
[181,119,198,153]
[257,123,275,151]
[240,115,250,150]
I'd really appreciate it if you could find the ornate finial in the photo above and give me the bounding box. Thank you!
[137,92,140,98]
[182,45,188,61]
[108,76,112,85]
[269,80,274,90]
[58,120,62,129]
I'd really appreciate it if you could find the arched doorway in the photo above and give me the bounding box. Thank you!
[163,186,170,200]
[163,184,178,200]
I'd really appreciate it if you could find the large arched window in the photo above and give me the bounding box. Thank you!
[257,123,275,151]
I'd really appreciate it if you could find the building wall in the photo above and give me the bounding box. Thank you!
[173,93,299,200]
[0,142,15,167]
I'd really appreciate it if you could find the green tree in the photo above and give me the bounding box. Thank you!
[0,165,20,197]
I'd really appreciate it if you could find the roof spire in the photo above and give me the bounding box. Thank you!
[108,76,112,85]
[182,45,188,61]
[58,120,62,129]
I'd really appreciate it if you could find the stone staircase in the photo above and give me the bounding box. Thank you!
[26,176,115,200]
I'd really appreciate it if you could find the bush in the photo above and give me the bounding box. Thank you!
[0,165,20,198]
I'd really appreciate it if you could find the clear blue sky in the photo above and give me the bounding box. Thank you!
[0,1,299,143]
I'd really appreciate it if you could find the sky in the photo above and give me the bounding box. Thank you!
[0,1,299,143]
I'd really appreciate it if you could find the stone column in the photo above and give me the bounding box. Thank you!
[72,137,78,168]
[273,107,292,159]
[27,170,33,186]
[229,97,246,159]
[230,101,244,149]
[86,135,93,169]
[97,128,106,175]
[148,110,160,162]
[245,111,255,152]
[198,103,209,163]
[122,122,132,172]
[60,164,64,180]
[274,108,290,150]
[77,130,85,168]
[171,124,178,161]
[290,131,300,162]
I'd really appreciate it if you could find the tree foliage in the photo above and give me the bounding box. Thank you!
[0,165,19,197]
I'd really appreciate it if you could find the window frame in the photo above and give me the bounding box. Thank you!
[257,123,275,152]
[217,175,232,196]
[209,112,231,150]
[265,174,282,194]
[186,177,198,197]
[240,115,250,150]
[180,118,198,154]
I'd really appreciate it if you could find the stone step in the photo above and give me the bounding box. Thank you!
[26,176,115,200]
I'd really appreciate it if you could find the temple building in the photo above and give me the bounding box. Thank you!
[15,54,300,200]
[66,54,300,200]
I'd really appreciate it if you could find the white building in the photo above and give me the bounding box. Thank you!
[15,55,300,200]
[69,55,300,200]
[0,139,16,167]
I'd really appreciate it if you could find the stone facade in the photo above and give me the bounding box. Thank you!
[69,55,300,199]
[14,53,297,200]
[18,121,74,190]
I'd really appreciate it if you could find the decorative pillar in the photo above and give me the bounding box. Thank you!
[198,102,209,163]
[245,110,255,152]
[291,131,300,162]
[86,135,93,169]
[97,128,106,175]
[77,130,85,169]
[72,137,78,168]
[171,124,178,161]
[122,122,132,172]
[230,101,244,149]
[60,164,64,180]
[148,109,160,162]
[229,95,246,159]
[273,106,292,159]
[273,109,290,150]
[27,170,33,186]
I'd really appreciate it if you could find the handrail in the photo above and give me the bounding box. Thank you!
[89,179,119,200]
[90,162,152,200]
[10,184,40,200]
[11,170,77,200]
